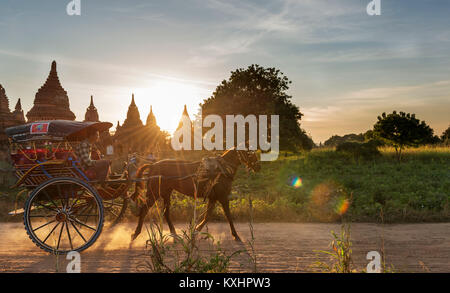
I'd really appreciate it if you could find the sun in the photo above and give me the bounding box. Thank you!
[133,79,209,134]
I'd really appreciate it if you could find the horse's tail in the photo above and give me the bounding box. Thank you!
[131,164,153,201]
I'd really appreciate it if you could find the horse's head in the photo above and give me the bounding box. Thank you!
[237,149,261,172]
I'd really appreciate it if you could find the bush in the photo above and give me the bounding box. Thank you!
[336,140,381,160]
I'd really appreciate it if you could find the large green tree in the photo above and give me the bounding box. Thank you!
[201,64,313,151]
[373,111,435,161]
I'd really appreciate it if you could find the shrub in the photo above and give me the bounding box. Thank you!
[336,140,381,160]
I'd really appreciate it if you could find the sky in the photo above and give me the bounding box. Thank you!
[0,0,449,143]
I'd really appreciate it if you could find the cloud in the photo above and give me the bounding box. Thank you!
[187,0,372,67]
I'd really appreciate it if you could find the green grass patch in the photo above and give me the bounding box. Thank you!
[169,146,450,223]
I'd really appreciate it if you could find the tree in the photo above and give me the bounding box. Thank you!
[373,111,434,161]
[201,64,312,151]
[441,125,450,145]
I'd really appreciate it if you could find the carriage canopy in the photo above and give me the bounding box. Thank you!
[5,120,113,143]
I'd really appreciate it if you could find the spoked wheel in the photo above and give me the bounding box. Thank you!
[96,181,131,227]
[24,177,104,254]
[103,197,129,226]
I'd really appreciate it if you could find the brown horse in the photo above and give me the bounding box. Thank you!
[131,148,260,241]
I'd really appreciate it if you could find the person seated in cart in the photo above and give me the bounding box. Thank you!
[74,130,111,181]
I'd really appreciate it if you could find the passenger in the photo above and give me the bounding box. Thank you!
[74,130,110,181]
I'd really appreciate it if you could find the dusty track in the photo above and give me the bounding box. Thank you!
[0,222,449,273]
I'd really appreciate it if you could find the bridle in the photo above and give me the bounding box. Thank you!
[236,149,259,172]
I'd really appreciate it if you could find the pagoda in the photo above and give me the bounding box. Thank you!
[0,84,26,142]
[84,95,100,122]
[0,85,11,121]
[115,121,121,133]
[26,61,76,122]
[113,94,144,154]
[146,106,157,127]
[12,99,26,124]
[121,94,143,129]
[176,104,192,131]
[174,105,194,150]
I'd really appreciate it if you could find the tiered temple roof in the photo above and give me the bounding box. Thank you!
[0,84,26,141]
[12,99,25,124]
[121,94,143,129]
[84,95,100,122]
[0,84,11,116]
[26,61,76,122]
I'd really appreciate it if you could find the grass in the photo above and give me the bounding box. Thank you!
[167,145,450,223]
[310,222,397,273]
[311,223,354,273]
[1,145,449,223]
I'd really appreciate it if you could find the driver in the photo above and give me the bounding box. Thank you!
[74,130,111,181]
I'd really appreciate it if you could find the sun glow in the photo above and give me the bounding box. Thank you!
[132,79,210,134]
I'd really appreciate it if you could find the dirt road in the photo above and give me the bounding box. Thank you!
[0,222,448,273]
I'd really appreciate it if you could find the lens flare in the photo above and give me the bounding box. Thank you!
[290,177,303,188]
[309,181,351,221]
[335,197,350,216]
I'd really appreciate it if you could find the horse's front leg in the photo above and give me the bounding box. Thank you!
[195,198,216,232]
[219,198,242,242]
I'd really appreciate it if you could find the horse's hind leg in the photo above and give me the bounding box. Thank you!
[219,198,241,242]
[162,191,177,235]
[131,189,158,241]
[195,198,216,232]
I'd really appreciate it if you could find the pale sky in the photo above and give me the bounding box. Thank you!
[0,0,449,143]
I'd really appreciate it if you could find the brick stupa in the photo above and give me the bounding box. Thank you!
[0,84,26,141]
[26,61,76,122]
[121,94,143,129]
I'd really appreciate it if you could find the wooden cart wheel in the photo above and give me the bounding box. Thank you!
[24,177,104,254]
[96,182,130,227]
[103,197,129,226]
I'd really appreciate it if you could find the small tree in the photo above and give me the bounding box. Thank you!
[373,111,434,161]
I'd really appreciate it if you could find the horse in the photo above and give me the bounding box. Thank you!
[130,148,260,242]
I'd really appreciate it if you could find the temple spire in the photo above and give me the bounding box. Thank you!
[176,104,192,131]
[51,60,57,72]
[84,95,99,122]
[121,93,143,128]
[12,98,25,124]
[0,85,26,142]
[182,104,189,116]
[146,105,157,127]
[0,84,10,114]
[15,98,22,111]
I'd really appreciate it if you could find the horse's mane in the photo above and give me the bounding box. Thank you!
[221,146,236,157]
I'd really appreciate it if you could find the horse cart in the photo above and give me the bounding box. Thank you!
[5,120,133,254]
